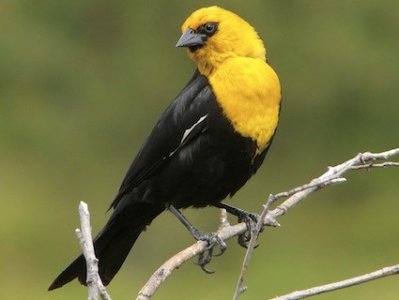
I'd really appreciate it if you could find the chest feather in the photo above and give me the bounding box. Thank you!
[209,58,281,152]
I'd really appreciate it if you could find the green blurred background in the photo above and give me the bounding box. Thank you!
[1,1,398,299]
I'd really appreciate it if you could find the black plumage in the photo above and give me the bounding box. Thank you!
[48,70,270,290]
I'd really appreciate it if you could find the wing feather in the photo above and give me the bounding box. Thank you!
[110,71,213,209]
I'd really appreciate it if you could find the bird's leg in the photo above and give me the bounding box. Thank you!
[214,202,262,248]
[167,205,226,273]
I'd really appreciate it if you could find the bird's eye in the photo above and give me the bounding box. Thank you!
[205,23,216,33]
[200,23,217,36]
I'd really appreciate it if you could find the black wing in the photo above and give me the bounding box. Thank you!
[110,70,213,209]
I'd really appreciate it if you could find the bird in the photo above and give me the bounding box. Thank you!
[48,5,281,290]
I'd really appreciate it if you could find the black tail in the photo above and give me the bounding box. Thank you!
[48,201,164,290]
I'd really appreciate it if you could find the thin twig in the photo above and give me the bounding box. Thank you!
[351,161,399,170]
[270,264,399,300]
[76,201,112,300]
[269,149,399,221]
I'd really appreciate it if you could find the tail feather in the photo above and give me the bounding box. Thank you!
[48,254,86,290]
[48,201,163,290]
[96,227,143,285]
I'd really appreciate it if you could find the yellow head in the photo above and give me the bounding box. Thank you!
[176,6,266,76]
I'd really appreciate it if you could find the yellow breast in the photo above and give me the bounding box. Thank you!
[209,57,281,152]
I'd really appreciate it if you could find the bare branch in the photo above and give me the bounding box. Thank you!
[137,219,248,300]
[136,148,399,300]
[76,201,112,300]
[232,177,346,300]
[233,149,399,299]
[270,264,399,300]
[269,149,399,220]
[234,149,399,299]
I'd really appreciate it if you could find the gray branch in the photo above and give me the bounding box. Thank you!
[270,264,399,300]
[136,147,399,300]
[233,148,399,299]
[76,201,112,300]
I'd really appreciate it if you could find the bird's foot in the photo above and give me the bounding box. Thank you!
[192,229,227,274]
[213,203,265,248]
[237,211,263,248]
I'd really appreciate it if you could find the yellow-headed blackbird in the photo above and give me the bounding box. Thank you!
[49,6,281,290]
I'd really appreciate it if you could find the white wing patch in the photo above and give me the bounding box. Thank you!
[181,115,208,144]
[168,114,208,158]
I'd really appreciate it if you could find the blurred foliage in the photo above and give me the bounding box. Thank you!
[1,1,398,299]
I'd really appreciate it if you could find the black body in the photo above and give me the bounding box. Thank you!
[48,71,269,290]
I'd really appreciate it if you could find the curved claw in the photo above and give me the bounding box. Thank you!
[237,212,262,249]
[193,231,227,273]
[238,232,250,248]
[196,250,215,274]
[199,263,215,274]
[213,235,227,256]
[238,234,260,249]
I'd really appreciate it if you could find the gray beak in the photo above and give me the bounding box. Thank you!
[176,29,206,48]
